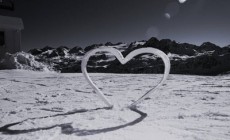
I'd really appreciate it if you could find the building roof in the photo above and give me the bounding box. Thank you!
[0,15,24,30]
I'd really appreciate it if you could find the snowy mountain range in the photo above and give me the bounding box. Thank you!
[1,37,230,75]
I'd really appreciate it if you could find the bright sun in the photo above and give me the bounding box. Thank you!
[178,0,187,3]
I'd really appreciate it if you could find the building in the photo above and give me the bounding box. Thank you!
[0,15,24,58]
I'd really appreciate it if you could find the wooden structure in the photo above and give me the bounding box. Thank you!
[0,0,23,58]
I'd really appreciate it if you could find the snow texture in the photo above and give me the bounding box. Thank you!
[0,70,230,140]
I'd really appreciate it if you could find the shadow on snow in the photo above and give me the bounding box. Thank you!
[0,107,147,136]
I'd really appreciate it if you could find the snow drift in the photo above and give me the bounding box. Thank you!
[0,52,53,72]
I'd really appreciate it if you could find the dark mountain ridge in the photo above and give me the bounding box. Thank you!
[1,37,230,75]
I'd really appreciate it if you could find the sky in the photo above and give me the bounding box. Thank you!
[0,0,230,51]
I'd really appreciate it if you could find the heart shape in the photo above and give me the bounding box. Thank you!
[81,47,170,108]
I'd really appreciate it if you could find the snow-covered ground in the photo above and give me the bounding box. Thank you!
[0,70,230,140]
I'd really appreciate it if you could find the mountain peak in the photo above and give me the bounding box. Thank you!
[199,42,220,52]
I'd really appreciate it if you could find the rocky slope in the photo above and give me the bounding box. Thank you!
[2,37,230,75]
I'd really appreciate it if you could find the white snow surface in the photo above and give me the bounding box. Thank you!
[1,52,53,72]
[133,41,146,46]
[0,70,230,140]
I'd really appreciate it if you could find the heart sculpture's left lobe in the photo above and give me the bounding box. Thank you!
[81,47,171,108]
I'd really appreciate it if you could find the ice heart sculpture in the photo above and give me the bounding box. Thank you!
[81,47,170,108]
